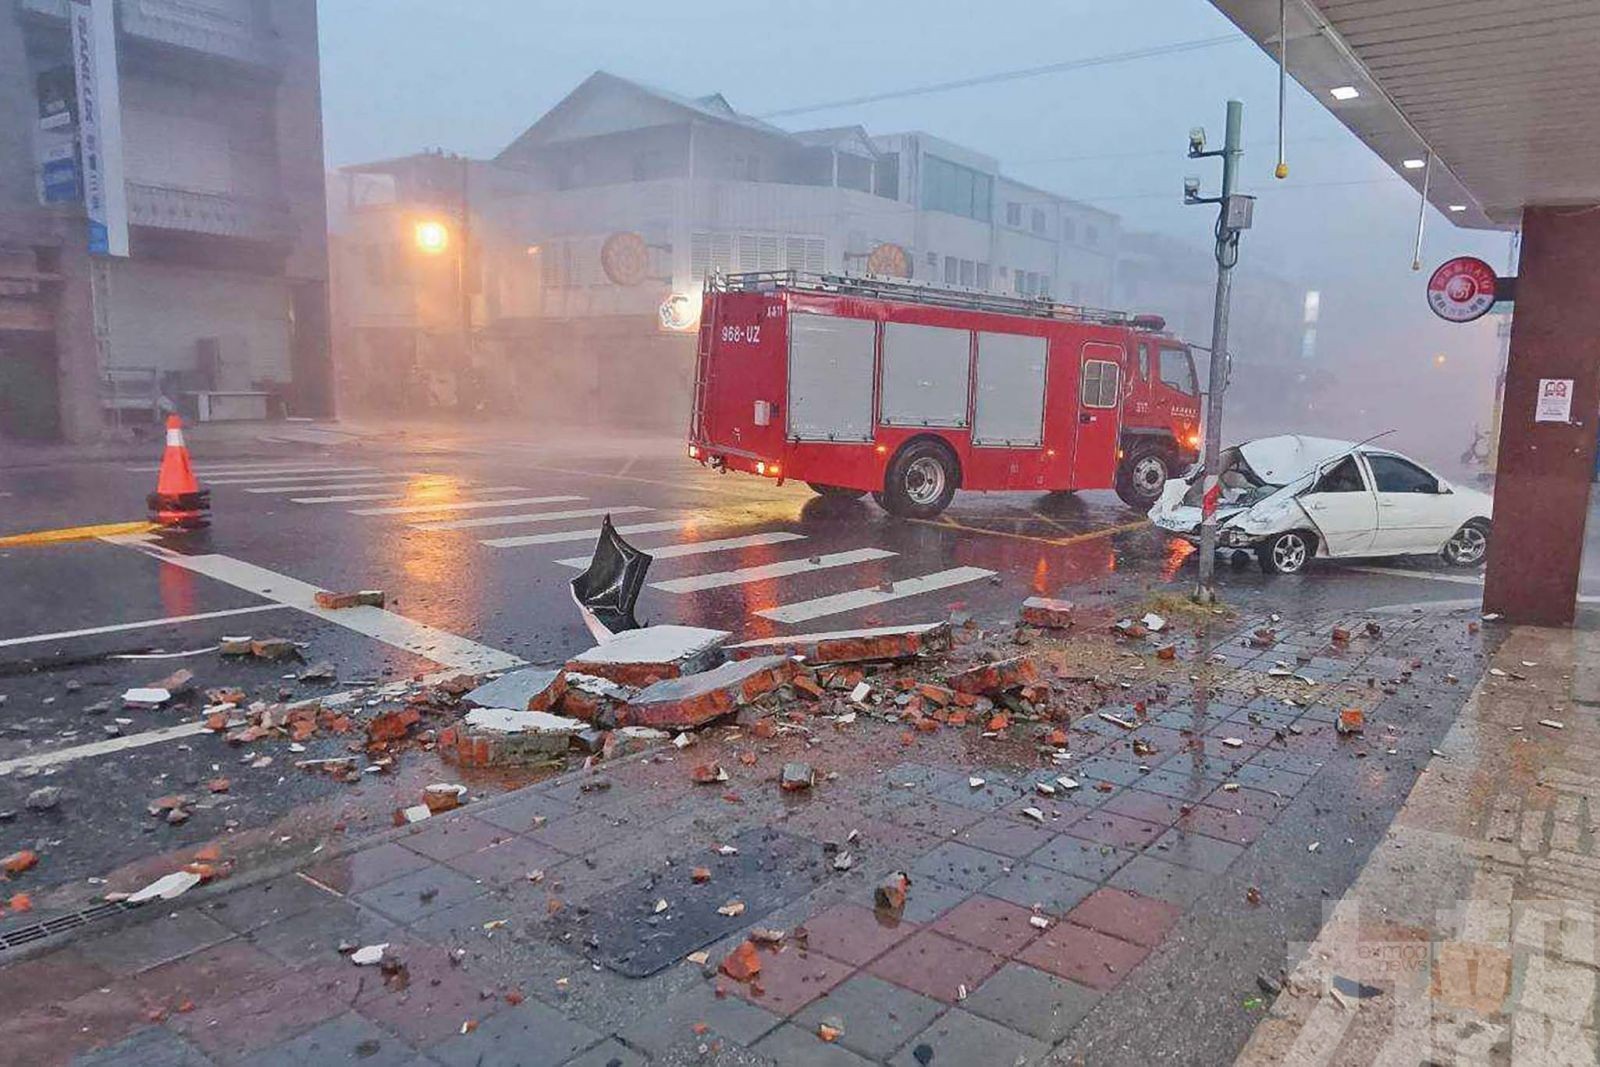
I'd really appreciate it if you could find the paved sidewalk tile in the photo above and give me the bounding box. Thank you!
[930,895,1043,955]
[794,974,946,1061]
[1148,827,1247,873]
[303,841,436,894]
[72,1026,216,1066]
[77,910,236,975]
[1029,835,1136,882]
[888,1008,1049,1067]
[1067,809,1166,851]
[427,998,602,1066]
[909,841,1007,891]
[983,862,1097,917]
[1107,853,1217,906]
[727,943,853,1016]
[396,815,512,862]
[138,940,290,1013]
[236,1011,419,1067]
[954,813,1055,857]
[0,948,113,1016]
[353,863,486,923]
[205,875,338,933]
[562,1037,649,1066]
[1019,922,1150,990]
[1066,887,1181,947]
[241,899,400,969]
[618,980,782,1055]
[797,903,919,966]
[473,789,577,833]
[964,962,1100,1042]
[894,877,972,924]
[868,930,1003,1003]
[752,1022,877,1065]
[170,965,354,1060]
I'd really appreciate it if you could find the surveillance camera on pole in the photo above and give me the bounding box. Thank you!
[1185,100,1254,605]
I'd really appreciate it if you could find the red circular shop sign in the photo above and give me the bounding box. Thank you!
[1426,256,1497,323]
[600,231,649,286]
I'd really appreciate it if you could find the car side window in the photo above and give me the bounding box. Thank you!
[1137,344,1150,381]
[1367,454,1438,494]
[1311,456,1365,493]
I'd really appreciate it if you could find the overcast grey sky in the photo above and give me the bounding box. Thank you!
[317,0,1516,463]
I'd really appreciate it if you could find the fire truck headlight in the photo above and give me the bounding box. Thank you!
[688,444,700,459]
[756,461,766,475]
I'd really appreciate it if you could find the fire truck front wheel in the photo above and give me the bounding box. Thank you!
[806,482,868,500]
[880,440,959,519]
[1115,444,1172,509]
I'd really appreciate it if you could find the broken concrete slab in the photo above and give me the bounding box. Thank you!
[462,668,567,712]
[722,622,950,665]
[121,687,171,709]
[949,655,1040,695]
[557,673,638,725]
[438,708,585,767]
[313,589,385,610]
[620,655,796,730]
[567,625,730,686]
[1020,598,1075,630]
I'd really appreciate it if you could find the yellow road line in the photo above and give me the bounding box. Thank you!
[909,516,1150,547]
[0,520,158,548]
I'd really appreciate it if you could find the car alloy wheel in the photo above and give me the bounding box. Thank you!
[1265,531,1310,574]
[1444,523,1488,566]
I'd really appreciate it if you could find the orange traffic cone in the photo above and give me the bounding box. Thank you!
[147,415,210,529]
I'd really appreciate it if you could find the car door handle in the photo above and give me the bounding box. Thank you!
[1079,413,1093,424]
[1307,502,1324,511]
[1378,501,1396,507]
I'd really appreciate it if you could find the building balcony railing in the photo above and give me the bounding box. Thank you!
[125,182,293,242]
[20,0,282,71]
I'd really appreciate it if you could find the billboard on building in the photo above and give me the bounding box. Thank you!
[69,0,128,257]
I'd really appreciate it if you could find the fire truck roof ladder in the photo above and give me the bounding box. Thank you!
[708,270,1163,330]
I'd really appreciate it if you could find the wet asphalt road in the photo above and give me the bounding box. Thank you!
[0,427,1524,904]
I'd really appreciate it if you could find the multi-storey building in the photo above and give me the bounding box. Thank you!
[0,0,330,442]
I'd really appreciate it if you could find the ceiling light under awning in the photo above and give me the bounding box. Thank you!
[1328,85,1359,101]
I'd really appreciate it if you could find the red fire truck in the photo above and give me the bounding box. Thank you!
[687,272,1202,518]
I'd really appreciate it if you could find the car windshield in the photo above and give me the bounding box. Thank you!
[1182,447,1282,507]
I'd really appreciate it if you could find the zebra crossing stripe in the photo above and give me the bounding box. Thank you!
[347,494,575,516]
[411,505,649,533]
[293,486,528,505]
[481,520,686,548]
[650,548,895,594]
[552,531,806,568]
[244,479,430,494]
[756,566,996,624]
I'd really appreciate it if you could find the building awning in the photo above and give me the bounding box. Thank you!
[1208,0,1600,230]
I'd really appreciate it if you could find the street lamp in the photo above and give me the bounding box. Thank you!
[414,219,450,255]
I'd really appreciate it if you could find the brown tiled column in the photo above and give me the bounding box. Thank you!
[1482,205,1600,625]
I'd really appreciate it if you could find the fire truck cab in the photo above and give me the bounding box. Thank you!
[688,272,1201,518]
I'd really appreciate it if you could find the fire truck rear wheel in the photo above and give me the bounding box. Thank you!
[1115,444,1172,509]
[881,440,958,519]
[806,482,867,500]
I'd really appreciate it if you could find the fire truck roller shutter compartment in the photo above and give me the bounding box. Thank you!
[879,322,971,428]
[972,332,1048,447]
[788,313,876,442]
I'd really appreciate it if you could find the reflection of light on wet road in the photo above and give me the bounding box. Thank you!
[158,559,198,618]
[1161,538,1195,580]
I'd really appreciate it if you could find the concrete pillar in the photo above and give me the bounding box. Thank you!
[1482,206,1600,626]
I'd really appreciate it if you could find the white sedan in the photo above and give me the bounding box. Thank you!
[1148,435,1493,574]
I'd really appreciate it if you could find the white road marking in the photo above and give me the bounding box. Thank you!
[293,486,527,504]
[651,547,895,594]
[483,520,687,548]
[0,720,212,776]
[243,479,429,494]
[127,461,361,474]
[174,466,376,479]
[553,531,806,568]
[1342,565,1485,586]
[756,566,997,624]
[111,544,522,672]
[411,505,648,532]
[0,604,293,649]
[350,494,584,517]
[202,469,384,485]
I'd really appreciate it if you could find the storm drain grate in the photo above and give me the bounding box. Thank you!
[0,900,131,952]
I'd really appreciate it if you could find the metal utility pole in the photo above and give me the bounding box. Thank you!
[1185,100,1253,604]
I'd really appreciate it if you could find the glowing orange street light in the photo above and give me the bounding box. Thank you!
[414,219,450,254]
